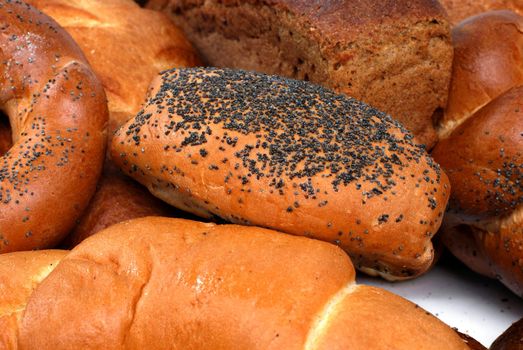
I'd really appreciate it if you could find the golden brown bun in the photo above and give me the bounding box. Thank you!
[439,0,523,25]
[491,318,523,350]
[437,10,523,139]
[147,0,453,148]
[111,68,451,280]
[25,0,202,243]
[311,285,470,350]
[433,86,523,296]
[0,1,108,253]
[12,217,468,349]
[0,250,66,348]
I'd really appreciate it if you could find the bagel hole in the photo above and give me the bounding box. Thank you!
[0,112,12,156]
[431,107,443,127]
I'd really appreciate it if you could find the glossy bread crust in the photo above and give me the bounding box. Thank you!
[0,0,108,252]
[438,10,523,138]
[433,86,523,296]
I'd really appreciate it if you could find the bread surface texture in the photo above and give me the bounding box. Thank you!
[431,10,523,297]
[112,67,451,280]
[438,10,523,138]
[147,0,453,148]
[0,250,66,348]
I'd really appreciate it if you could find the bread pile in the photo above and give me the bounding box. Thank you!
[0,0,521,348]
[146,0,453,148]
[21,0,202,246]
[432,10,523,296]
[111,67,450,281]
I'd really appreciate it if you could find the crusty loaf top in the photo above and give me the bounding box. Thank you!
[187,0,448,45]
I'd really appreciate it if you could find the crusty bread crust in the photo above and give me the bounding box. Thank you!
[112,67,451,280]
[147,0,453,148]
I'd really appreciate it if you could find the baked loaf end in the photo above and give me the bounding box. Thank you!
[111,68,450,280]
[147,0,453,148]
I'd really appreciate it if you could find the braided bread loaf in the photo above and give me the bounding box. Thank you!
[1,217,470,349]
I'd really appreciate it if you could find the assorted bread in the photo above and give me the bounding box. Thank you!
[2,217,470,349]
[146,0,453,148]
[0,0,520,347]
[0,0,108,253]
[432,11,523,297]
[22,0,202,245]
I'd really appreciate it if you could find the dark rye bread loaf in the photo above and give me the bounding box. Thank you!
[111,68,451,280]
[146,0,453,148]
